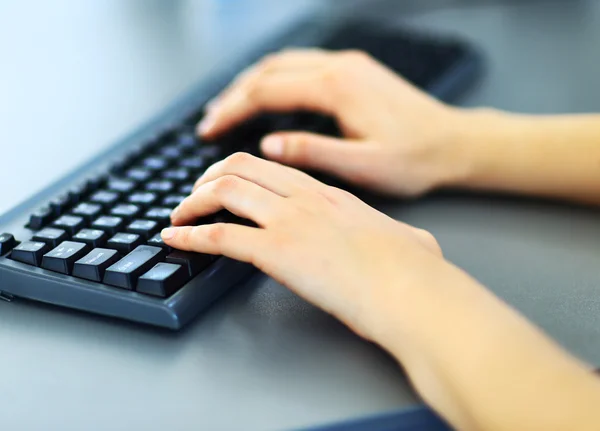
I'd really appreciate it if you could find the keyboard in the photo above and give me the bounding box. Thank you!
[0,19,483,330]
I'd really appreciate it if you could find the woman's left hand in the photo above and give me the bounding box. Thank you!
[161,152,444,340]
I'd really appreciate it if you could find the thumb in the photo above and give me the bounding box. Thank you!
[260,132,374,181]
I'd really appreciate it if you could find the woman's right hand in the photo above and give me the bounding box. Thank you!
[198,49,472,197]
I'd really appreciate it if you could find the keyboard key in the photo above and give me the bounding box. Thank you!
[41,241,90,275]
[72,248,120,282]
[176,131,198,150]
[144,207,172,224]
[157,145,183,160]
[29,207,53,230]
[124,146,145,162]
[127,192,158,207]
[109,159,130,175]
[73,229,108,248]
[166,250,214,277]
[179,156,206,171]
[145,180,174,194]
[49,194,72,217]
[69,183,89,204]
[153,127,176,144]
[91,216,124,235]
[0,233,17,255]
[126,168,153,182]
[196,145,221,160]
[10,241,49,266]
[71,203,103,221]
[89,190,120,207]
[138,263,189,298]
[32,227,70,248]
[127,219,159,239]
[162,195,187,208]
[147,233,172,251]
[103,246,166,290]
[107,178,137,193]
[110,203,141,221]
[141,157,169,171]
[86,175,107,192]
[52,215,86,235]
[106,232,143,254]
[178,183,194,195]
[162,168,191,183]
[141,138,162,153]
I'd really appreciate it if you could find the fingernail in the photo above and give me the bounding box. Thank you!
[161,227,176,240]
[197,112,217,136]
[261,135,284,158]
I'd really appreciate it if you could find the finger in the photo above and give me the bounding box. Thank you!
[259,48,332,71]
[161,223,266,265]
[203,49,332,112]
[260,132,377,183]
[198,72,332,138]
[171,175,284,227]
[192,152,321,197]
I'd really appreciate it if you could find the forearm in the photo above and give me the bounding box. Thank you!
[450,109,600,206]
[371,258,600,431]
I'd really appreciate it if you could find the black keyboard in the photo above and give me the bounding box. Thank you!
[0,19,483,329]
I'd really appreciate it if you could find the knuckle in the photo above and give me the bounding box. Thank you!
[416,228,442,254]
[206,223,226,245]
[330,186,355,201]
[224,152,253,168]
[212,174,240,196]
[321,186,356,206]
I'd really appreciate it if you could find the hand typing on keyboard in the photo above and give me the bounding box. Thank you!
[167,49,600,431]
[161,151,600,431]
[163,153,442,338]
[198,49,468,198]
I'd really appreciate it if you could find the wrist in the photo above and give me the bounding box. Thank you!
[438,107,516,191]
[362,255,465,356]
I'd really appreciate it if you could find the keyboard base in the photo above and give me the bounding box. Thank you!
[0,256,256,330]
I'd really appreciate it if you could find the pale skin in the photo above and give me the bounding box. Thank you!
[161,49,600,430]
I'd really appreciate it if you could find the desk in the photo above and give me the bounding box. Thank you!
[2,1,600,430]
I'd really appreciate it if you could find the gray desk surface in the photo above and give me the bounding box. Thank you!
[2,1,600,430]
